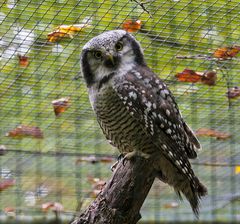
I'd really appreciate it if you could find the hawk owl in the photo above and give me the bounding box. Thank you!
[80,30,207,216]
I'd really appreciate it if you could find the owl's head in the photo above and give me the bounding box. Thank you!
[81,30,145,88]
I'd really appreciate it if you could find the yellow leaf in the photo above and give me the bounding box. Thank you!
[235,166,240,175]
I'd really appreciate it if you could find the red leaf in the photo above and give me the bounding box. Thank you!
[6,125,43,139]
[175,69,202,83]
[176,69,217,86]
[0,179,15,192]
[122,19,142,32]
[195,128,231,140]
[42,202,64,212]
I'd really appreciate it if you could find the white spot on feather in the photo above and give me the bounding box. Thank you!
[162,144,167,150]
[166,129,172,134]
[168,151,173,157]
[134,71,142,79]
[146,101,152,109]
[129,91,137,100]
[166,109,170,116]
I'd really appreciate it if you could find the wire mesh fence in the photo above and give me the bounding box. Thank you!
[0,0,240,223]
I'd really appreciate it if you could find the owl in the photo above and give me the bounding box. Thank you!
[80,30,207,216]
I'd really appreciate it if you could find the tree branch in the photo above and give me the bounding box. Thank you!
[70,157,156,224]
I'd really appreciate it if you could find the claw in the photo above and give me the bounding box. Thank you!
[111,154,125,171]
[110,161,118,172]
[122,150,150,165]
[117,153,124,161]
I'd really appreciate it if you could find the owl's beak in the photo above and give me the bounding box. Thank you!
[104,54,118,68]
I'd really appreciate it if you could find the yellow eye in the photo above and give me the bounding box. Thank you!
[115,42,123,51]
[93,51,102,59]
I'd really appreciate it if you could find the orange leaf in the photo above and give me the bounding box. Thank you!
[0,179,15,192]
[52,97,70,116]
[175,69,202,83]
[226,86,240,99]
[195,128,231,140]
[99,156,114,163]
[201,71,217,86]
[48,24,91,42]
[42,202,64,212]
[213,46,240,59]
[47,31,72,42]
[164,202,179,209]
[57,24,91,32]
[18,55,29,67]
[122,19,142,32]
[6,125,43,139]
[4,207,15,213]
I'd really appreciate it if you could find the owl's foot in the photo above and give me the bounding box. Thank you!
[122,151,150,165]
[110,154,125,171]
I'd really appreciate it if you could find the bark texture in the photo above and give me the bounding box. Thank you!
[70,157,155,224]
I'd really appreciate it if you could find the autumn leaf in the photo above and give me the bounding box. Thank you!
[48,24,91,42]
[122,19,142,32]
[235,166,240,175]
[4,207,15,213]
[213,46,240,59]
[48,31,72,42]
[57,24,91,32]
[201,71,217,86]
[226,86,240,99]
[18,55,29,67]
[52,97,70,116]
[42,202,64,212]
[164,202,179,209]
[0,179,15,192]
[3,207,15,217]
[176,69,202,83]
[195,128,231,140]
[6,125,43,139]
[99,156,114,163]
[176,69,217,86]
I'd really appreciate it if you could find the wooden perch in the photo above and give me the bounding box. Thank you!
[71,157,156,224]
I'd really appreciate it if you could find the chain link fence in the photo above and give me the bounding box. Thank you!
[0,0,240,223]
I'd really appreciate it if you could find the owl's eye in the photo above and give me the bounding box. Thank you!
[93,51,102,59]
[115,42,123,51]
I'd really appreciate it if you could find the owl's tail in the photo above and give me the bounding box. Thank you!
[155,160,207,218]
[173,176,207,217]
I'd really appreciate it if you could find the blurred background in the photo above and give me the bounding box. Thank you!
[0,0,240,223]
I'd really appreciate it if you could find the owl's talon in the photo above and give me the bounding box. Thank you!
[111,154,125,171]
[122,151,150,165]
[117,153,124,161]
[110,161,118,172]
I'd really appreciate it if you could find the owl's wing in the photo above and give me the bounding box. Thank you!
[113,66,201,161]
[113,67,207,216]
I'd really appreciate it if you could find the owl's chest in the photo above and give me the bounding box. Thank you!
[92,86,148,153]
